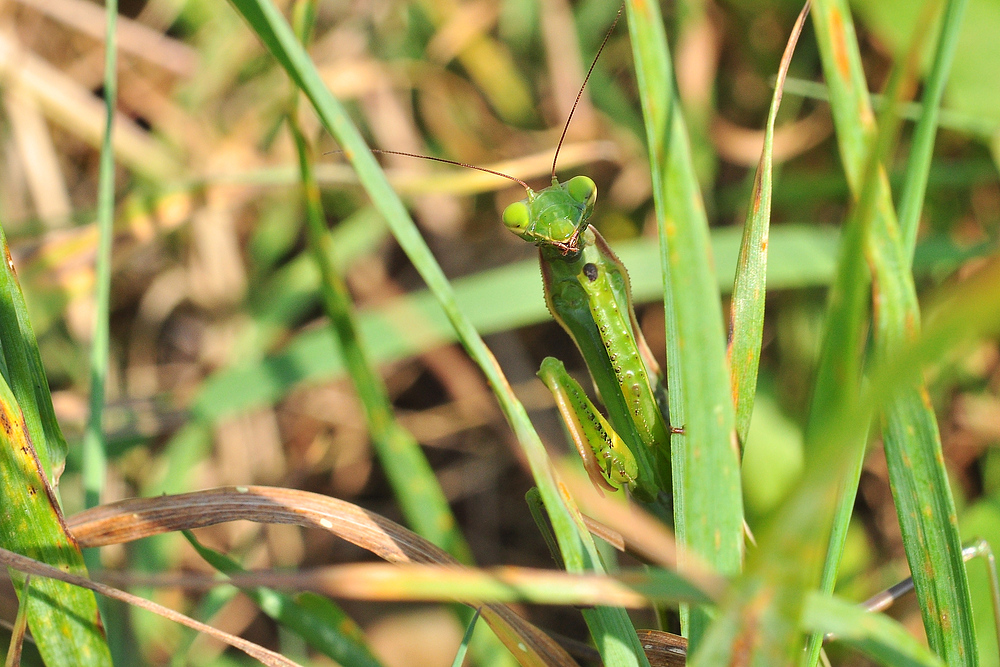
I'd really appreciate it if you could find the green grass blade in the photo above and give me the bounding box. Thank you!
[81,4,121,658]
[452,608,482,667]
[287,26,473,570]
[898,0,970,261]
[809,1,977,664]
[284,17,513,662]
[694,203,1000,665]
[801,7,918,661]
[779,77,1000,139]
[625,0,743,648]
[729,3,811,447]
[185,531,386,667]
[694,582,946,666]
[847,263,1000,666]
[0,372,111,666]
[0,229,67,486]
[82,0,117,514]
[225,1,648,662]
[803,594,946,667]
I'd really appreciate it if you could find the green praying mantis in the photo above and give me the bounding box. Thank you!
[374,7,674,503]
[495,8,679,503]
[504,173,678,502]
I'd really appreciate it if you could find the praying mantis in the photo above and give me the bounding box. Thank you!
[384,156,674,502]
[500,8,679,503]
[375,7,674,502]
[504,173,678,502]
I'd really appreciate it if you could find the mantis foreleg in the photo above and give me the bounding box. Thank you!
[538,357,638,494]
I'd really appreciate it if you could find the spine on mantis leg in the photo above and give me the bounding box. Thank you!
[538,357,638,494]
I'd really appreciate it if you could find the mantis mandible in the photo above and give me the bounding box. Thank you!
[374,7,677,501]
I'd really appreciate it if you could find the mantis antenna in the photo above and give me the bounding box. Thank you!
[333,4,625,191]
[550,3,625,181]
[365,149,530,193]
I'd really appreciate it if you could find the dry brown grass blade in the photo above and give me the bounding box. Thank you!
[4,575,30,667]
[68,486,579,667]
[95,562,654,608]
[0,548,300,667]
[560,466,725,600]
[636,629,687,667]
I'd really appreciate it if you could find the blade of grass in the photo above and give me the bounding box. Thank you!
[0,368,111,666]
[81,3,128,659]
[286,0,473,572]
[800,4,927,661]
[729,1,811,447]
[0,226,68,487]
[625,0,744,648]
[694,169,995,664]
[225,1,649,662]
[802,594,945,667]
[809,1,976,664]
[803,58,915,665]
[898,0,969,261]
[452,608,482,667]
[82,0,116,515]
[778,79,999,139]
[285,5,514,665]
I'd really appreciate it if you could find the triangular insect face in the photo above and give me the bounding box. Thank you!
[502,176,597,254]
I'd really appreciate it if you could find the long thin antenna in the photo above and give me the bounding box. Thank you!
[368,149,531,192]
[551,3,625,181]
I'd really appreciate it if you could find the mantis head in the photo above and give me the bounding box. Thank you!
[502,175,597,255]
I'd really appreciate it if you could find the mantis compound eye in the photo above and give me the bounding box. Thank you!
[566,175,597,211]
[502,201,531,234]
